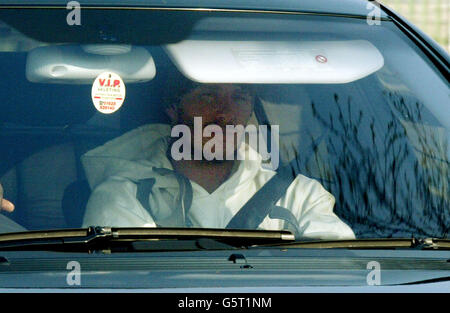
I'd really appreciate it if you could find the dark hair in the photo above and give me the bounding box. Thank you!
[161,68,257,109]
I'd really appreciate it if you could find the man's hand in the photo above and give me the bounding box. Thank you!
[0,183,15,213]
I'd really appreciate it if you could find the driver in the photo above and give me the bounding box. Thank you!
[81,78,355,240]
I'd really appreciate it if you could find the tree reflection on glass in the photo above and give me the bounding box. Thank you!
[303,92,449,238]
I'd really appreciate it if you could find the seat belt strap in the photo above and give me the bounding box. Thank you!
[269,206,302,237]
[226,164,296,230]
[136,165,298,233]
[136,178,156,214]
[135,171,194,227]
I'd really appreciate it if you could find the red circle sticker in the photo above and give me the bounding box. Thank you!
[315,55,328,63]
[91,72,126,114]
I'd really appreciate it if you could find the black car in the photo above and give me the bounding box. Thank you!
[0,0,448,292]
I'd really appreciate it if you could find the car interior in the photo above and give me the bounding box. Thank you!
[0,16,448,238]
[0,46,173,230]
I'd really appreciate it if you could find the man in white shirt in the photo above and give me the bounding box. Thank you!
[82,82,355,240]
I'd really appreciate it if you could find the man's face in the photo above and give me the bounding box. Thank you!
[168,84,254,159]
[178,84,253,127]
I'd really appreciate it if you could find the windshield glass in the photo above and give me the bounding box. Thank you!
[0,7,448,240]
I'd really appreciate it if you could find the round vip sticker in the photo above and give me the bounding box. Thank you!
[91,72,126,114]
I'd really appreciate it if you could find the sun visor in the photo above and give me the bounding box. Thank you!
[26,45,156,84]
[165,40,384,84]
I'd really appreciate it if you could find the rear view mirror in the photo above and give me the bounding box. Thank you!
[26,44,156,84]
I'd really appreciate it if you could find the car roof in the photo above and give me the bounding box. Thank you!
[0,0,389,18]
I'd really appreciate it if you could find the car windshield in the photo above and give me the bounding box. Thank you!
[0,5,448,241]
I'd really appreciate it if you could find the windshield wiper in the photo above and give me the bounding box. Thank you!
[260,237,450,250]
[0,226,296,252]
[1,228,447,252]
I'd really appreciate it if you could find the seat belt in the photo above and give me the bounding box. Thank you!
[135,164,299,235]
[225,164,300,236]
[135,169,194,227]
